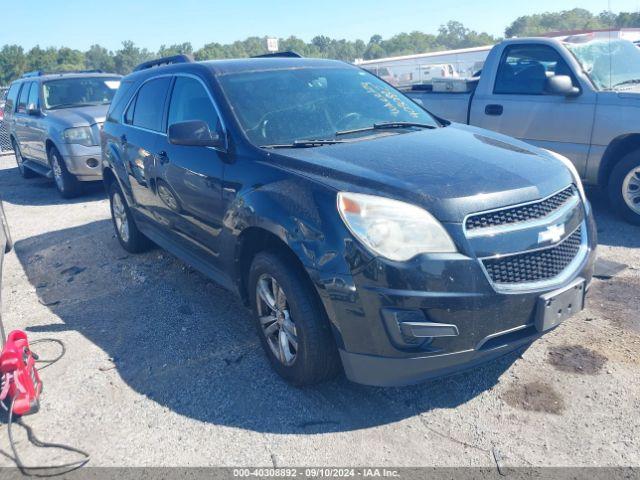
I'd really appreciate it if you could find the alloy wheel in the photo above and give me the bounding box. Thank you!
[256,274,298,366]
[622,166,640,215]
[112,192,130,243]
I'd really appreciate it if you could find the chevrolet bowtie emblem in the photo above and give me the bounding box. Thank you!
[538,224,565,244]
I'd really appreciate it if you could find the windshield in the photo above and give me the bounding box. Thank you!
[217,67,438,146]
[43,77,121,110]
[566,39,640,91]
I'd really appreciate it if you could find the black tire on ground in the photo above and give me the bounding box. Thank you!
[249,251,341,386]
[108,182,153,253]
[608,151,640,225]
[11,139,36,179]
[48,146,81,198]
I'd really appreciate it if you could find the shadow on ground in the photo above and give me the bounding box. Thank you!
[587,187,640,249]
[13,219,522,434]
[0,164,105,206]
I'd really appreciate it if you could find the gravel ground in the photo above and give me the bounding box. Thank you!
[0,153,638,469]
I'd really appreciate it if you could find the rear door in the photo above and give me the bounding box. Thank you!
[13,82,32,156]
[121,76,172,220]
[470,43,596,176]
[24,82,48,163]
[153,75,227,264]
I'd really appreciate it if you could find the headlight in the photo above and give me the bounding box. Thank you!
[337,192,457,261]
[63,126,96,147]
[543,148,587,203]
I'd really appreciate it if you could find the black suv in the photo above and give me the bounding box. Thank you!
[102,54,597,386]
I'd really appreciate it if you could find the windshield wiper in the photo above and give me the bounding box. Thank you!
[335,121,436,136]
[262,139,348,149]
[48,102,103,110]
[611,79,640,89]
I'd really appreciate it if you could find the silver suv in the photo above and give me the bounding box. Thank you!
[4,71,121,197]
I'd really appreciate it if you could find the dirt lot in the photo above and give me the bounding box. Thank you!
[0,153,638,469]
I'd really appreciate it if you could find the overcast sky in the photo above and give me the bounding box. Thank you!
[3,0,640,51]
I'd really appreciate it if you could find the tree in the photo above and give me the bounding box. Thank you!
[85,44,115,71]
[157,42,194,58]
[505,8,606,37]
[0,45,26,84]
[113,41,153,74]
[26,46,58,73]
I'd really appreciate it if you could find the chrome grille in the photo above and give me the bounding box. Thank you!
[482,227,583,285]
[466,186,576,231]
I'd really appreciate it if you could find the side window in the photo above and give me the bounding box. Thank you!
[167,77,222,135]
[107,80,135,123]
[131,77,172,131]
[27,82,39,108]
[5,83,21,113]
[124,95,136,125]
[494,45,574,95]
[17,82,32,113]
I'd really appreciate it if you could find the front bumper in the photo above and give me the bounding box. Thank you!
[316,206,598,387]
[58,144,102,181]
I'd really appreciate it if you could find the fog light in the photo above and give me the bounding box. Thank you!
[86,158,99,168]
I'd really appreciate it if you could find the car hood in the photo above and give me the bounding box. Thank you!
[45,104,109,127]
[268,123,573,223]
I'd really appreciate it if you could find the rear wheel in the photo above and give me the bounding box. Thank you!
[608,152,640,225]
[108,182,153,253]
[48,146,80,198]
[249,252,340,386]
[11,139,36,179]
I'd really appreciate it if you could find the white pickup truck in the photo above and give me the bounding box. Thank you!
[406,37,640,224]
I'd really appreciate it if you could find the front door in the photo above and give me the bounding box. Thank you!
[471,43,596,176]
[153,75,227,265]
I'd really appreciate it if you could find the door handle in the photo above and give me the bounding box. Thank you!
[157,151,169,165]
[120,134,128,146]
[485,104,503,116]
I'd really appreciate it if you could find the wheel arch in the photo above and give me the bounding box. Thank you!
[235,226,313,307]
[598,134,640,187]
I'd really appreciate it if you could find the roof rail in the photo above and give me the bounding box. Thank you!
[134,54,194,72]
[22,69,106,78]
[22,71,43,78]
[252,51,303,58]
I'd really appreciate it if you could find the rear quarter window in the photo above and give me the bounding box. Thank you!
[5,83,21,113]
[106,80,135,123]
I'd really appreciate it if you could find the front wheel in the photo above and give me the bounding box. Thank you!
[608,152,640,225]
[48,147,80,198]
[249,252,340,386]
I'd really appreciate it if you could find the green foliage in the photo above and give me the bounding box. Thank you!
[2,8,640,85]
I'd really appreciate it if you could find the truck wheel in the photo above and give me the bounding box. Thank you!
[108,182,153,253]
[48,146,80,198]
[608,152,640,225]
[249,252,340,386]
[11,139,36,179]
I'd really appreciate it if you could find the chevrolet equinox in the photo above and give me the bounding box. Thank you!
[101,53,597,386]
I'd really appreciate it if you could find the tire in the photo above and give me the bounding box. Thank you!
[108,182,153,253]
[11,139,36,179]
[48,146,81,198]
[608,151,640,225]
[249,251,341,385]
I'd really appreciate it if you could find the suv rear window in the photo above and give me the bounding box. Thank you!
[17,82,32,113]
[128,77,172,132]
[5,83,21,113]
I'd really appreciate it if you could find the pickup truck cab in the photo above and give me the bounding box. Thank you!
[407,37,640,224]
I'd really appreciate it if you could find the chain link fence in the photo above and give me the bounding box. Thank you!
[0,86,13,155]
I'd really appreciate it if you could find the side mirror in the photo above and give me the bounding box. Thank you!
[27,103,40,116]
[545,75,580,97]
[168,120,224,148]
